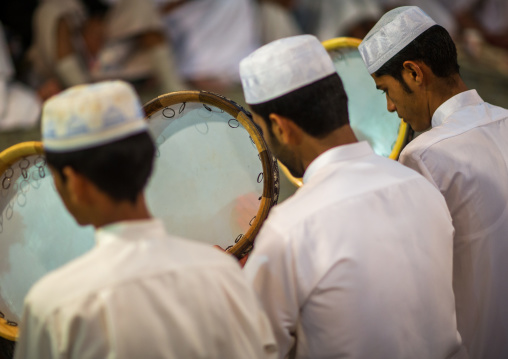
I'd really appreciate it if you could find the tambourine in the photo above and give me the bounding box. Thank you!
[143,91,279,256]
[0,142,95,343]
[0,91,278,343]
[280,37,409,187]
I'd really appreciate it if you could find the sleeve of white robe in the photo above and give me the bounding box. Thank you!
[244,223,300,359]
[14,303,60,359]
[399,149,439,189]
[14,291,111,359]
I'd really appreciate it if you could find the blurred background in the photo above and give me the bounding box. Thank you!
[0,0,507,152]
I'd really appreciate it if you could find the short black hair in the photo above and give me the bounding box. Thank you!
[45,131,155,204]
[249,73,349,138]
[375,25,460,93]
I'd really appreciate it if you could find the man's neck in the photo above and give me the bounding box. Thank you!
[300,124,358,172]
[428,75,469,119]
[92,194,152,229]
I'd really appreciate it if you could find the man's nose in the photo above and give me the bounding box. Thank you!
[386,95,396,113]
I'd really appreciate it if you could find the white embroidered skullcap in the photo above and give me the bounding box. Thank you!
[239,35,336,104]
[358,6,437,75]
[42,80,147,152]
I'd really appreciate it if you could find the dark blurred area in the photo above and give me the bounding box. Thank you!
[0,1,39,75]
[0,0,506,153]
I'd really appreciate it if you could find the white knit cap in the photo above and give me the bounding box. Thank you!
[239,35,336,104]
[358,6,437,75]
[42,81,147,152]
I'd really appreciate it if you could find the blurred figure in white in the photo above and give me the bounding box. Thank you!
[157,0,300,96]
[0,22,41,131]
[158,0,258,95]
[256,0,302,44]
[293,0,382,40]
[31,0,186,94]
[377,0,458,38]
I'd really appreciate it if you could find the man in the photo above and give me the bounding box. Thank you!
[240,35,466,358]
[358,6,508,359]
[14,81,277,358]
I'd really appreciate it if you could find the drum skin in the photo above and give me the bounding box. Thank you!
[143,91,278,258]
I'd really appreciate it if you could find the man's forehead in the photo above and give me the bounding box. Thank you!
[372,74,387,88]
[373,73,399,87]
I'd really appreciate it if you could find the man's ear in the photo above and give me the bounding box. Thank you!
[62,167,92,205]
[402,60,424,86]
[268,113,302,145]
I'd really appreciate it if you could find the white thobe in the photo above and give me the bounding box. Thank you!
[399,90,508,359]
[162,0,259,83]
[244,141,466,359]
[14,219,277,359]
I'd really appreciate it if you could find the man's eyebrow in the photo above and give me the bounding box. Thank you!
[376,85,382,90]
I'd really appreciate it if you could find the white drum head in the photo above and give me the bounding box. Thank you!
[324,37,408,159]
[144,91,279,257]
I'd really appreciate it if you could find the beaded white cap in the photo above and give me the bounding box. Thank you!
[42,81,147,152]
[239,35,336,104]
[358,6,437,74]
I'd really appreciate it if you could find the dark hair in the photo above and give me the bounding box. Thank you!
[45,131,155,204]
[250,73,349,138]
[375,25,460,93]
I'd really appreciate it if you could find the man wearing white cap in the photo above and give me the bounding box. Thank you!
[13,81,277,359]
[358,6,508,359]
[240,35,466,358]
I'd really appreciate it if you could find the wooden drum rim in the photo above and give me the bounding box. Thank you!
[0,143,43,341]
[143,90,279,258]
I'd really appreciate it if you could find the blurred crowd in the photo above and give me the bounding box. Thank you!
[0,0,507,142]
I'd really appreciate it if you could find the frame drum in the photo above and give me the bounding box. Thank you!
[0,142,95,343]
[280,37,409,187]
[0,91,278,343]
[143,91,279,257]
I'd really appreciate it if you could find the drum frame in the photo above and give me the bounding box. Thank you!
[0,142,43,342]
[144,90,279,258]
[0,142,43,177]
[0,314,17,342]
[279,37,409,188]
